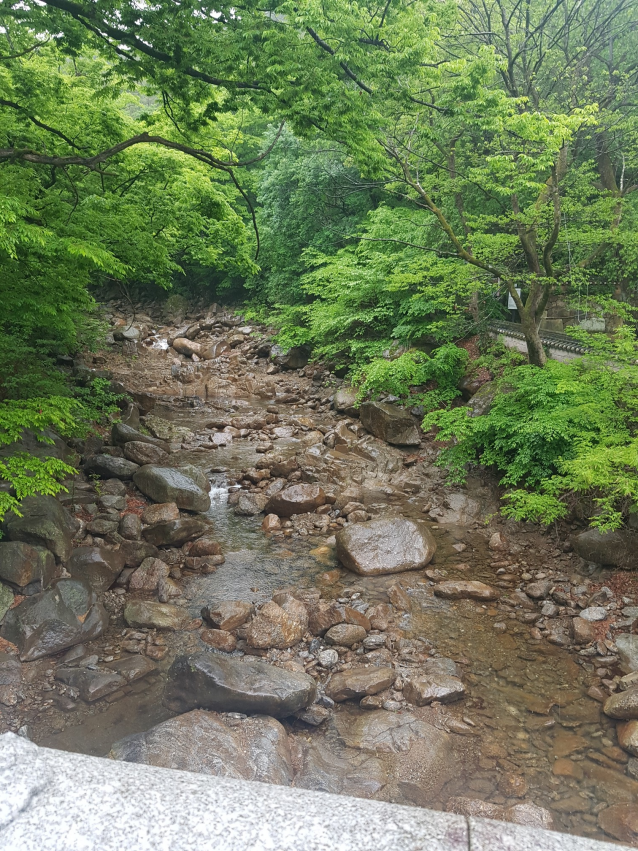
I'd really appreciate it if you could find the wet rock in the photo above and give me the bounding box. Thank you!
[571,616,596,644]
[133,466,211,513]
[201,629,237,651]
[446,798,503,819]
[335,517,435,576]
[247,599,308,649]
[84,454,140,480]
[142,517,209,547]
[55,666,126,702]
[143,414,192,443]
[265,484,326,518]
[430,493,482,526]
[112,422,167,450]
[235,492,268,516]
[164,652,316,717]
[262,514,281,533]
[1,579,107,661]
[344,607,371,631]
[271,345,310,370]
[359,401,420,446]
[604,687,638,720]
[0,585,13,623]
[128,557,170,593]
[325,624,366,647]
[307,600,344,635]
[175,464,209,493]
[616,634,638,673]
[333,387,359,417]
[294,705,330,726]
[617,720,638,756]
[124,600,188,630]
[123,441,169,466]
[141,503,180,525]
[433,580,499,602]
[202,601,253,631]
[293,739,387,798]
[106,655,157,682]
[573,528,638,569]
[387,584,411,612]
[67,546,125,591]
[111,710,293,784]
[119,513,141,541]
[325,666,395,702]
[0,542,59,594]
[2,495,78,562]
[116,537,160,568]
[598,803,638,844]
[188,537,222,557]
[172,338,202,358]
[404,674,465,706]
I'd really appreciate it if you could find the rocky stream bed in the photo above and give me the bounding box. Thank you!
[3,299,638,846]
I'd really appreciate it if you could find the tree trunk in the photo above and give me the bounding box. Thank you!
[519,313,547,367]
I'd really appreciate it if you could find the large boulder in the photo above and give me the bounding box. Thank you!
[111,423,167,450]
[172,338,202,358]
[110,710,293,785]
[83,454,139,480]
[142,517,209,547]
[234,492,268,516]
[573,528,638,569]
[335,517,436,576]
[1,579,108,661]
[164,652,316,717]
[123,442,169,466]
[66,546,125,591]
[55,666,126,702]
[604,687,638,720]
[359,402,420,446]
[333,387,359,417]
[133,466,210,513]
[142,415,192,443]
[265,484,326,518]
[201,601,253,631]
[271,345,310,370]
[0,542,59,594]
[2,495,78,562]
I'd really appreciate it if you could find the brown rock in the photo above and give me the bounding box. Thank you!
[617,720,638,756]
[359,401,420,446]
[325,623,366,647]
[128,558,170,593]
[247,599,308,649]
[571,616,596,644]
[552,758,584,779]
[367,604,394,631]
[172,337,202,357]
[604,686,638,720]
[550,730,588,758]
[201,629,237,652]
[307,600,344,635]
[498,773,527,798]
[344,607,371,631]
[433,581,499,602]
[488,531,507,551]
[325,666,395,702]
[336,517,436,576]
[188,537,222,557]
[142,517,209,547]
[141,503,180,525]
[262,514,281,533]
[202,601,253,632]
[598,803,638,844]
[387,584,411,611]
[404,674,465,706]
[265,484,326,517]
[123,442,169,466]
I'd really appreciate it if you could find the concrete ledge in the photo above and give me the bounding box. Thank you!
[0,733,621,851]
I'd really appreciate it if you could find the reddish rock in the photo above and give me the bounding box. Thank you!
[387,584,411,611]
[598,803,638,844]
[344,606,371,631]
[325,623,366,647]
[247,599,308,649]
[571,616,596,644]
[265,484,326,517]
[433,581,499,602]
[201,629,237,652]
[617,719,638,756]
[202,601,253,632]
[404,674,465,706]
[262,514,282,533]
[188,537,222,557]
[307,600,344,635]
[129,557,170,593]
[325,666,395,702]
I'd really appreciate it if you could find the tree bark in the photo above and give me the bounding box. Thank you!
[519,311,547,367]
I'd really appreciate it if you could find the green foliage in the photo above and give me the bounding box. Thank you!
[425,328,638,529]
[353,346,468,412]
[72,379,125,430]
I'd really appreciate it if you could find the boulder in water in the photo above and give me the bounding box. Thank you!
[133,465,210,513]
[265,484,326,517]
[335,517,436,576]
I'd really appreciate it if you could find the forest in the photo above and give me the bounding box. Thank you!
[2,0,638,530]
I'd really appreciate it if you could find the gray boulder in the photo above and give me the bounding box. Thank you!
[111,423,167,450]
[359,402,420,446]
[0,542,60,594]
[55,666,126,702]
[336,517,436,576]
[124,601,188,630]
[573,528,638,569]
[110,710,293,785]
[234,492,268,516]
[123,442,169,466]
[333,387,359,417]
[66,546,125,592]
[84,454,140,480]
[2,495,78,562]
[164,652,316,717]
[142,517,209,547]
[271,345,310,370]
[133,466,210,513]
[1,579,108,661]
[617,635,638,674]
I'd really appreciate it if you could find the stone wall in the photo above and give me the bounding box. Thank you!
[0,733,621,851]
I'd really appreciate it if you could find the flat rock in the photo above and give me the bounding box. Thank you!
[0,542,59,594]
[404,674,465,706]
[202,601,253,631]
[1,579,107,661]
[111,423,167,450]
[359,402,420,446]
[616,634,638,674]
[335,517,436,576]
[2,495,78,562]
[141,503,179,525]
[598,803,638,844]
[123,441,169,466]
[325,623,366,647]
[573,528,638,569]
[293,740,387,798]
[142,414,193,443]
[326,667,395,702]
[433,580,499,601]
[105,655,157,682]
[265,485,326,518]
[55,666,125,702]
[142,517,209,547]
[66,546,124,592]
[604,687,638,720]
[247,599,308,649]
[124,601,188,630]
[83,454,140,480]
[110,710,293,785]
[164,652,316,717]
[133,466,210,513]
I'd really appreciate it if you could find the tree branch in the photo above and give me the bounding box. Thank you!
[306,27,373,94]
